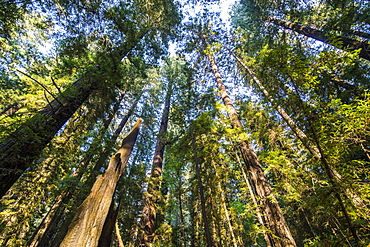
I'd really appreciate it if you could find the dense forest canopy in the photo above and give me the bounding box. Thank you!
[0,0,369,246]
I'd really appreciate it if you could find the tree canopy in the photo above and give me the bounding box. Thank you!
[0,0,369,246]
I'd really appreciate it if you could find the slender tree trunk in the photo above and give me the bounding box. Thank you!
[177,171,186,247]
[0,103,22,117]
[115,220,125,247]
[60,119,142,247]
[190,130,214,247]
[199,35,296,247]
[0,27,149,198]
[136,82,173,246]
[234,54,361,245]
[267,17,370,61]
[210,161,238,247]
[88,93,143,182]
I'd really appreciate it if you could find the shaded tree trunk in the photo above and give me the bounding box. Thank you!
[267,17,370,61]
[199,34,296,247]
[136,81,173,246]
[98,196,121,247]
[60,119,142,247]
[0,28,149,198]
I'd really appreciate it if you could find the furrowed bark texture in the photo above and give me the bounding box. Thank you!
[234,53,361,245]
[136,82,172,246]
[203,42,296,246]
[60,119,142,247]
[46,96,141,247]
[0,79,94,198]
[267,17,370,61]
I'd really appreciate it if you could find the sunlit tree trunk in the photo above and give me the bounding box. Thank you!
[199,35,296,247]
[27,93,134,247]
[267,17,370,61]
[60,119,142,247]
[136,81,173,246]
[115,220,125,247]
[0,29,149,198]
[210,160,238,247]
[233,53,361,244]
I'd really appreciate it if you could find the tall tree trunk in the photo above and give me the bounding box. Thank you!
[199,34,296,247]
[27,95,140,247]
[233,149,272,246]
[60,119,142,247]
[190,130,214,247]
[177,170,186,247]
[136,81,173,246]
[233,54,361,245]
[87,92,143,182]
[0,28,149,198]
[55,96,139,246]
[26,93,125,247]
[267,17,370,61]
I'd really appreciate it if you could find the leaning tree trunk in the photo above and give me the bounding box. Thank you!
[60,119,142,247]
[233,53,361,244]
[27,93,124,247]
[199,34,296,247]
[267,17,370,61]
[29,95,141,247]
[0,27,149,198]
[136,81,173,246]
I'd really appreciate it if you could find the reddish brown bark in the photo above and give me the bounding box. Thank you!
[136,82,172,246]
[198,33,296,246]
[233,53,361,245]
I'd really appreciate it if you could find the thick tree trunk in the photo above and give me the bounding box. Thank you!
[27,93,125,247]
[0,79,94,199]
[60,119,142,247]
[34,96,140,247]
[0,26,149,198]
[136,82,172,246]
[234,54,361,245]
[267,17,370,61]
[200,36,296,246]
